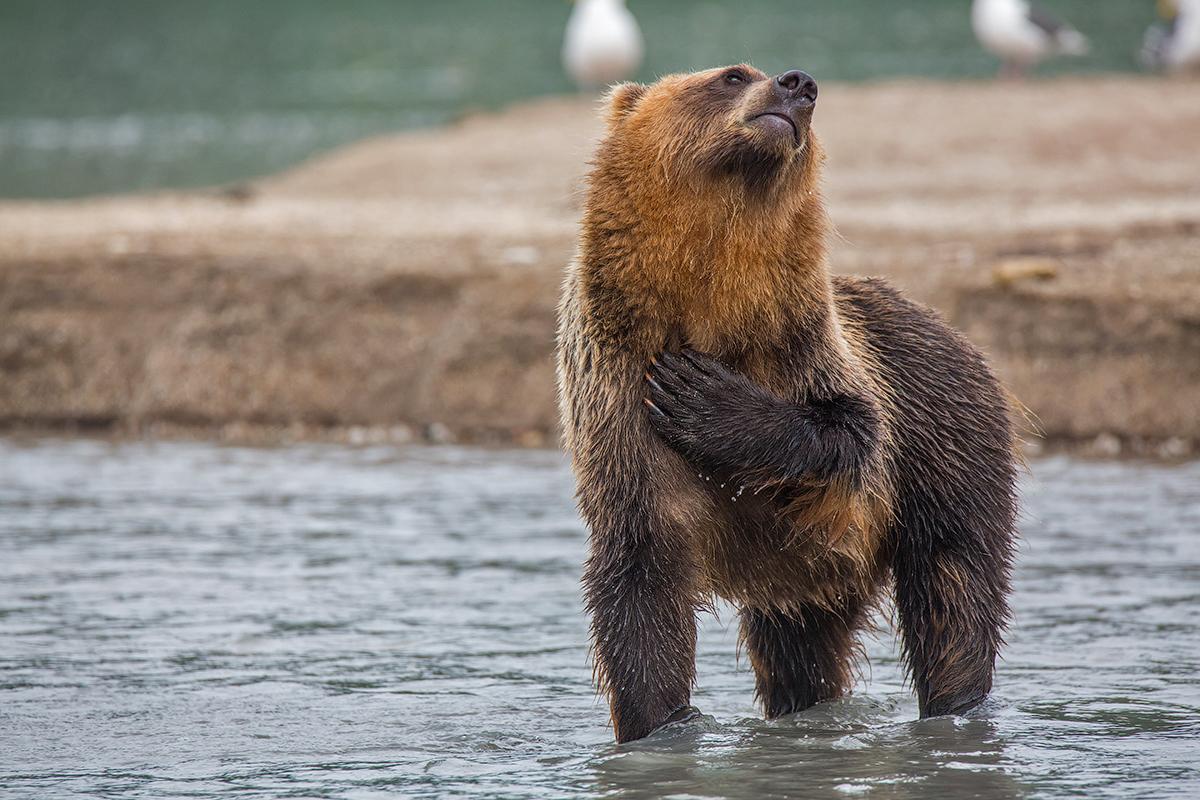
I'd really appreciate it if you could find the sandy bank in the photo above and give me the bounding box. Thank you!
[2,76,1198,456]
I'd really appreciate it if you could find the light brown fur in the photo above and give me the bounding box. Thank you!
[566,68,893,611]
[558,65,1018,742]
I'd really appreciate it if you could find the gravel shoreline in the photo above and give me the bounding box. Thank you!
[2,76,1198,457]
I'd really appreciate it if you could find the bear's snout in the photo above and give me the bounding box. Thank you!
[774,70,818,107]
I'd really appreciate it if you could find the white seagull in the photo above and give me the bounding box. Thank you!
[971,0,1090,78]
[562,0,644,90]
[1143,0,1200,73]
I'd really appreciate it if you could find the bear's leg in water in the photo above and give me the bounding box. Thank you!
[583,528,700,743]
[740,598,869,718]
[891,487,1015,717]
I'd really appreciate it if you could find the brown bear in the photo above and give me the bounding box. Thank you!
[556,64,1018,744]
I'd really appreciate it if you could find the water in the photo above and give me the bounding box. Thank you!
[1,439,1197,799]
[0,1,1159,198]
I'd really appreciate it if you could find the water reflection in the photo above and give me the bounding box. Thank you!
[591,702,1025,800]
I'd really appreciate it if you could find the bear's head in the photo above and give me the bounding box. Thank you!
[583,65,831,334]
[599,64,822,196]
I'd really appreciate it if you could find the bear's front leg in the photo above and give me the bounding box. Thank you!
[644,349,880,486]
[562,338,706,743]
[583,514,701,742]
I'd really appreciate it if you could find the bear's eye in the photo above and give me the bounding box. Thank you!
[724,71,748,86]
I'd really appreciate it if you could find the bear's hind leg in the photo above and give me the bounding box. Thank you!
[740,599,868,718]
[891,506,1015,718]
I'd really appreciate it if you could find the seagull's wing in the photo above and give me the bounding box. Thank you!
[1026,5,1068,38]
[1027,3,1089,54]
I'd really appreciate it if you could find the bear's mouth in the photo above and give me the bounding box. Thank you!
[749,112,800,146]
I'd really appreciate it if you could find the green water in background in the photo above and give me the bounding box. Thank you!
[0,0,1158,198]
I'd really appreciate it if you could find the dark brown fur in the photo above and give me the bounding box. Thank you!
[556,65,1018,743]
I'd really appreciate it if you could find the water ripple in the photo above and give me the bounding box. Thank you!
[1,441,1198,799]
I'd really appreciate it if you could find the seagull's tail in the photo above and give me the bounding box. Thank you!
[1141,24,1169,70]
[1055,28,1090,57]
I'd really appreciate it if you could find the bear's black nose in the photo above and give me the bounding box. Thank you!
[775,70,818,105]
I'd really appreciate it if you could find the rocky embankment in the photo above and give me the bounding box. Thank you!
[2,76,1198,456]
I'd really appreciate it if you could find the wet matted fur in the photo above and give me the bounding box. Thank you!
[556,65,1018,743]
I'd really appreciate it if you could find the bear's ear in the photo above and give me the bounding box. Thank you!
[604,82,646,126]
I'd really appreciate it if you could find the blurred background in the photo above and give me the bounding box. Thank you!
[0,0,1164,198]
[1,0,1196,455]
[3,3,1199,799]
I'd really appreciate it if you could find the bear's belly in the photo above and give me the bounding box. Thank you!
[695,483,889,612]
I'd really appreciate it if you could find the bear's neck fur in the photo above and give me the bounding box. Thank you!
[581,133,838,356]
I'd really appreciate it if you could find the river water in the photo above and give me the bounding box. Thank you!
[1,439,1197,799]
